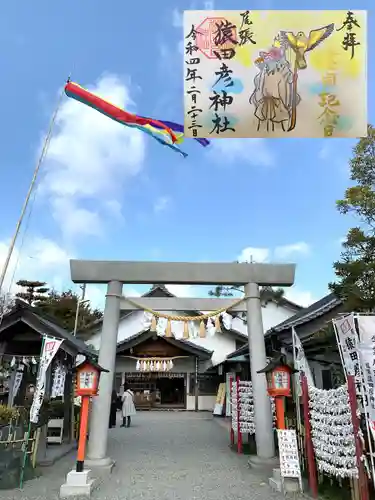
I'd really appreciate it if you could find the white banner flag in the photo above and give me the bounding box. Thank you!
[358,343,375,440]
[292,327,314,388]
[30,336,64,424]
[333,315,359,377]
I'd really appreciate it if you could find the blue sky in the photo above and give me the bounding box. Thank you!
[0,0,372,308]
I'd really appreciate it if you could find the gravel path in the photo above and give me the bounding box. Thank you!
[4,412,291,500]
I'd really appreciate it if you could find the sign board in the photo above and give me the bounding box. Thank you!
[277,429,302,484]
[225,372,235,416]
[213,382,226,415]
[184,10,367,139]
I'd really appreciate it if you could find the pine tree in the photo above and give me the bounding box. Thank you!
[16,280,49,305]
[36,289,103,332]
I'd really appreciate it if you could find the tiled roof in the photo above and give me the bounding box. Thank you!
[1,300,96,358]
[265,293,342,336]
[225,292,343,361]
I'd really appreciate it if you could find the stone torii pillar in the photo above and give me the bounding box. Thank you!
[85,280,122,471]
[70,260,296,471]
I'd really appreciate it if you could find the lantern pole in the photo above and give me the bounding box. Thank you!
[275,396,286,430]
[76,395,90,472]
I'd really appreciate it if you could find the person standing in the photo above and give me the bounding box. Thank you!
[121,384,136,427]
[109,390,118,428]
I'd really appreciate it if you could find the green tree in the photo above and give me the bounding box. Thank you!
[36,289,103,332]
[329,124,375,311]
[208,260,285,304]
[209,261,286,324]
[16,280,49,305]
[209,284,285,304]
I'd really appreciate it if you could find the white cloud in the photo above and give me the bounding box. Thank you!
[209,139,275,167]
[238,247,270,263]
[153,196,170,213]
[274,242,310,259]
[0,237,110,311]
[166,285,195,297]
[171,2,215,29]
[104,199,124,221]
[237,242,310,264]
[172,8,183,27]
[41,74,146,241]
[0,237,73,297]
[235,245,315,307]
[177,40,184,55]
[319,143,331,160]
[284,287,316,307]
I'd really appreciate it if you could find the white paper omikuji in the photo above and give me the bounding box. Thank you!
[309,384,359,479]
[231,379,275,433]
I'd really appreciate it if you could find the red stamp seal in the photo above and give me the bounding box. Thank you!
[196,17,238,59]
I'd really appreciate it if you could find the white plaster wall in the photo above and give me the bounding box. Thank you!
[261,302,298,332]
[190,332,236,367]
[186,395,216,411]
[230,302,298,337]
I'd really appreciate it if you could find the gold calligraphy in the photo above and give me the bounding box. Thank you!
[318,54,340,137]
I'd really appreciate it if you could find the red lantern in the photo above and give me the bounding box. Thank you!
[266,365,292,398]
[75,360,102,397]
[258,356,297,430]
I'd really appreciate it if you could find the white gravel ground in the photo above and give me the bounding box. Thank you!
[3,411,298,500]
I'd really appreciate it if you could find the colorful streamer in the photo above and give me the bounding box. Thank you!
[64,81,210,157]
[127,123,188,157]
[65,81,177,143]
[140,118,210,148]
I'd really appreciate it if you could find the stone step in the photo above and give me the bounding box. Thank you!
[285,478,301,493]
[269,477,282,493]
[273,467,281,482]
[269,476,301,495]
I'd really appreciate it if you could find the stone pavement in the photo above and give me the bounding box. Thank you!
[4,411,297,500]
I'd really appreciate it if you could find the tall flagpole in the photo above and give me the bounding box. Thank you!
[0,80,67,294]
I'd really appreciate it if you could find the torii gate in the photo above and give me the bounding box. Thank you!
[70,259,296,472]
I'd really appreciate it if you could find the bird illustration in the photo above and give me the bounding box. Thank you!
[280,24,334,70]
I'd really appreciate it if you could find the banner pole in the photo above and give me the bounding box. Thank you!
[348,375,370,500]
[358,345,375,487]
[19,336,46,489]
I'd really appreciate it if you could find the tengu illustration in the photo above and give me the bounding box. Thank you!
[249,45,300,132]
